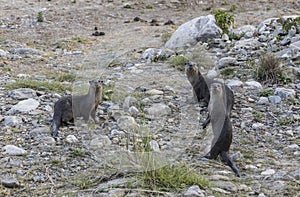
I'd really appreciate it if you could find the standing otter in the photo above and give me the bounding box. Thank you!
[185,61,234,126]
[51,79,103,137]
[204,83,240,177]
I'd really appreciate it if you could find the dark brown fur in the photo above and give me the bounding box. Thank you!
[51,79,103,137]
[204,83,240,177]
[185,62,234,127]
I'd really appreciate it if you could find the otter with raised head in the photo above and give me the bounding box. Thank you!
[51,79,103,137]
[185,61,234,126]
[204,83,240,177]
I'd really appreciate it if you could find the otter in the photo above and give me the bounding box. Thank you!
[204,83,240,177]
[51,79,103,137]
[185,62,234,127]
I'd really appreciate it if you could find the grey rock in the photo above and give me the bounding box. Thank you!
[0,49,8,57]
[149,140,160,152]
[216,57,237,69]
[258,35,268,42]
[234,38,261,50]
[145,103,171,117]
[1,177,20,188]
[261,169,276,175]
[290,169,300,180]
[141,48,162,61]
[110,129,126,137]
[269,95,282,104]
[66,135,78,144]
[11,47,41,55]
[226,79,243,88]
[257,97,269,104]
[252,123,264,130]
[2,145,27,156]
[123,96,138,111]
[232,25,256,38]
[90,135,112,148]
[244,80,262,89]
[128,106,139,118]
[8,98,40,114]
[29,127,49,138]
[165,15,222,49]
[4,116,23,126]
[117,116,139,131]
[274,87,296,99]
[146,89,164,95]
[41,136,56,145]
[8,88,37,100]
[184,185,206,197]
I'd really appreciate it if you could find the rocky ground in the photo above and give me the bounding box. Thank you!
[1,0,300,196]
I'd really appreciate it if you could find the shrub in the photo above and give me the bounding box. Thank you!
[214,9,234,34]
[168,55,190,71]
[254,53,284,84]
[37,11,44,22]
[282,17,300,33]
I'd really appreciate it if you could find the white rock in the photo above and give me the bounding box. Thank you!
[4,116,23,126]
[2,145,27,156]
[257,97,269,104]
[261,169,275,175]
[146,89,164,95]
[117,116,139,131]
[90,135,112,148]
[8,88,37,100]
[145,103,171,117]
[252,123,264,130]
[226,79,243,88]
[268,96,282,104]
[8,98,40,114]
[165,15,222,49]
[149,140,160,152]
[128,106,139,118]
[184,185,206,197]
[244,80,262,89]
[274,87,296,99]
[66,135,78,144]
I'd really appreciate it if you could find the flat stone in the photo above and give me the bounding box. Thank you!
[3,116,23,126]
[1,177,20,188]
[8,98,40,114]
[2,145,27,156]
[261,169,276,175]
[8,88,37,100]
[145,103,171,117]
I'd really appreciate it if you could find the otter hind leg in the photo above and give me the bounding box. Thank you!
[220,151,240,177]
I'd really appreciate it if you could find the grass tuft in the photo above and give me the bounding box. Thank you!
[6,79,72,93]
[168,55,189,71]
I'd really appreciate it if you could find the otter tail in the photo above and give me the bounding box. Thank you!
[51,113,61,137]
[220,151,240,177]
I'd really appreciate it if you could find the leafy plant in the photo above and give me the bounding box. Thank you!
[145,4,153,9]
[254,52,285,84]
[168,55,190,71]
[6,79,72,93]
[140,163,209,191]
[37,11,44,22]
[220,67,235,76]
[214,9,234,34]
[258,89,274,97]
[282,17,300,33]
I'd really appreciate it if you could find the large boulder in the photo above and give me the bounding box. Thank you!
[165,15,222,49]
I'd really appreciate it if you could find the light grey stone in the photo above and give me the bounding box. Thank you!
[66,135,78,144]
[274,87,296,99]
[257,97,269,104]
[149,140,160,152]
[90,135,111,148]
[2,145,27,156]
[8,88,37,100]
[1,177,20,188]
[226,79,243,88]
[233,25,256,38]
[128,106,139,118]
[146,89,164,95]
[261,169,275,175]
[269,96,282,104]
[0,49,8,57]
[117,116,139,131]
[216,57,237,69]
[145,103,171,117]
[165,15,222,49]
[244,80,262,89]
[3,116,23,126]
[290,169,300,180]
[141,48,162,61]
[8,98,40,114]
[184,185,206,197]
[123,96,138,111]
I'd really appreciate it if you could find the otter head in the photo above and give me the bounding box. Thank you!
[210,83,223,96]
[89,79,104,91]
[185,62,200,83]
